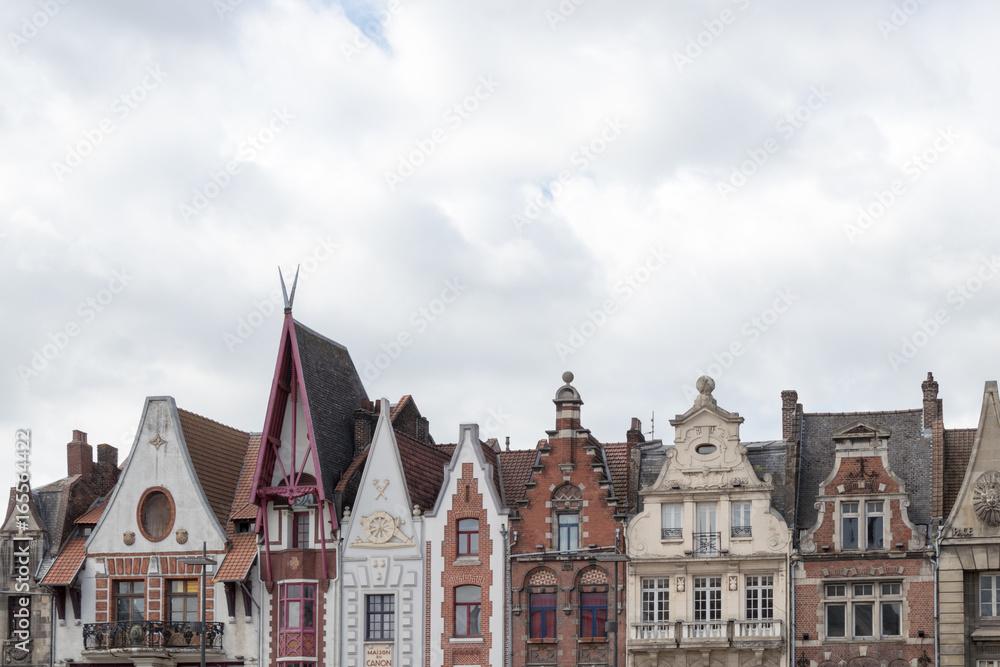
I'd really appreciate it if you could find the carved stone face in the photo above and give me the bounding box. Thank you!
[974,471,1000,525]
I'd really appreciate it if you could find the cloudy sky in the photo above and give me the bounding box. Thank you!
[3,0,998,490]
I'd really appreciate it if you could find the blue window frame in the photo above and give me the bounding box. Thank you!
[558,513,579,552]
[530,592,556,639]
[580,591,607,638]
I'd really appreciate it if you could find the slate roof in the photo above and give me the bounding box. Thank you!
[797,409,931,535]
[213,533,258,583]
[39,537,86,586]
[229,435,261,524]
[178,408,251,529]
[745,440,789,522]
[496,449,537,509]
[293,320,369,498]
[943,427,976,518]
[636,442,668,512]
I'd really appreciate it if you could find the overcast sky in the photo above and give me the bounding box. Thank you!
[3,0,998,491]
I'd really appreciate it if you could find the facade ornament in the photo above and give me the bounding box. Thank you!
[373,479,389,500]
[175,529,188,544]
[974,471,1000,525]
[693,376,717,408]
[123,531,135,546]
[353,511,414,548]
[148,433,167,449]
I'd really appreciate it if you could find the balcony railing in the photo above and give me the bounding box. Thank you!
[731,526,752,537]
[661,527,682,539]
[735,619,782,638]
[692,532,720,556]
[631,622,676,640]
[682,622,727,639]
[82,621,225,651]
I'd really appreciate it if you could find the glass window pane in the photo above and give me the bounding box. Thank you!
[470,605,481,635]
[827,605,845,638]
[457,586,480,603]
[854,603,874,636]
[843,517,858,549]
[287,601,301,628]
[867,515,884,548]
[470,533,479,554]
[882,602,901,636]
[456,607,468,635]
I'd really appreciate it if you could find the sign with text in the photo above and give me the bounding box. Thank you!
[365,643,393,667]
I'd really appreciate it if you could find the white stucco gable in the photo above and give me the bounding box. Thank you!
[87,396,227,553]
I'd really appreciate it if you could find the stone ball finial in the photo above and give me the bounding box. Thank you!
[562,371,574,384]
[696,376,715,395]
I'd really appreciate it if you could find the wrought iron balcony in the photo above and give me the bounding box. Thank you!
[82,620,225,651]
[731,526,752,537]
[661,527,682,539]
[692,531,720,556]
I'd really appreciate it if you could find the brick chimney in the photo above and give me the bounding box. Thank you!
[626,418,645,444]
[781,390,800,442]
[67,430,93,478]
[923,372,945,520]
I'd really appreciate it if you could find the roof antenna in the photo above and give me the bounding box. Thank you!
[644,411,654,440]
[279,265,301,314]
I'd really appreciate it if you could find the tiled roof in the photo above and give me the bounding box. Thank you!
[603,443,631,507]
[396,431,452,512]
[497,449,537,509]
[228,435,261,525]
[39,537,86,585]
[294,320,369,499]
[213,533,258,583]
[943,427,976,517]
[745,440,790,522]
[75,501,106,524]
[390,396,412,421]
[178,408,251,529]
[798,409,931,536]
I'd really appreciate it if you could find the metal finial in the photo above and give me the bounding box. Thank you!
[279,265,301,313]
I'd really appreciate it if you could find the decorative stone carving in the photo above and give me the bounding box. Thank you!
[974,471,1000,525]
[373,479,389,500]
[123,531,135,546]
[175,529,188,544]
[352,511,414,548]
[148,433,167,449]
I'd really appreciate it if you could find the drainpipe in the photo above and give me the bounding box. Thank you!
[255,544,266,667]
[934,525,942,667]
[335,531,344,667]
[790,550,797,667]
[506,529,517,667]
[500,524,510,667]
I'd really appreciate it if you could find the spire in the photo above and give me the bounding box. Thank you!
[279,265,300,314]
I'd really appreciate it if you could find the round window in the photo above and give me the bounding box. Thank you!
[695,444,717,455]
[138,488,174,541]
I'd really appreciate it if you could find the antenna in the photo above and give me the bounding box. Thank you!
[645,411,654,440]
[279,265,301,313]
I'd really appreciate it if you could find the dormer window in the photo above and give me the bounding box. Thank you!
[840,500,885,551]
[866,501,884,549]
[841,502,859,549]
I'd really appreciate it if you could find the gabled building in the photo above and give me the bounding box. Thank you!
[339,398,446,667]
[424,424,508,667]
[938,379,1000,667]
[507,372,632,667]
[49,397,258,666]
[249,306,369,667]
[791,376,936,667]
[626,376,791,667]
[2,429,119,667]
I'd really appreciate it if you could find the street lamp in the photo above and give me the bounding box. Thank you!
[179,542,217,667]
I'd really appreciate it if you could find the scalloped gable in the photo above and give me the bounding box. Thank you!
[943,381,1000,537]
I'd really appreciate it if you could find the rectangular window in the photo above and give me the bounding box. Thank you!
[7,596,29,638]
[366,594,395,641]
[114,580,145,622]
[866,501,884,549]
[661,504,682,539]
[280,583,315,630]
[167,579,198,623]
[580,591,607,638]
[292,512,309,548]
[455,586,481,636]
[824,580,902,639]
[530,593,557,639]
[732,502,752,537]
[983,575,1000,617]
[745,575,774,620]
[693,577,722,621]
[841,502,859,549]
[558,513,579,553]
[641,578,669,623]
[458,518,479,556]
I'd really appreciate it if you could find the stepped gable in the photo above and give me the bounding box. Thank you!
[797,408,931,534]
[293,319,369,496]
[177,408,251,529]
[497,448,536,509]
[745,440,790,521]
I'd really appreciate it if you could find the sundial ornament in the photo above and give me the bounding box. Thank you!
[973,471,1000,525]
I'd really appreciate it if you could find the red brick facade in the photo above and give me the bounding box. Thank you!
[510,374,627,667]
[94,552,220,623]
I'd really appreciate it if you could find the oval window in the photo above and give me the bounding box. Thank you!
[138,489,174,541]
[695,444,717,455]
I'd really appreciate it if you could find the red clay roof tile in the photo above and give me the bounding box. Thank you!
[213,533,258,583]
[177,409,251,529]
[40,537,86,585]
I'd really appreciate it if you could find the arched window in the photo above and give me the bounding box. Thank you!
[455,585,481,636]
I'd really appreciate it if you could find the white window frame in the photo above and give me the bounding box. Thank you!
[693,576,722,622]
[823,580,902,640]
[838,499,888,551]
[661,504,682,539]
[732,502,752,537]
[640,577,669,623]
[745,575,774,620]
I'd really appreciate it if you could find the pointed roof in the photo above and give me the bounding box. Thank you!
[229,435,262,524]
[497,449,538,509]
[177,408,252,528]
[39,537,87,586]
[214,532,259,583]
[944,381,1000,531]
[428,424,507,517]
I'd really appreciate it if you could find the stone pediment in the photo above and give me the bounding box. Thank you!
[647,446,772,494]
[832,420,891,441]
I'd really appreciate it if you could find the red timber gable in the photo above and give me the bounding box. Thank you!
[251,309,366,584]
[510,372,628,667]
